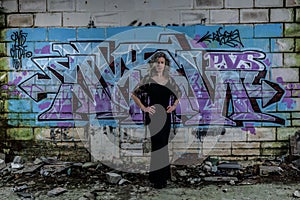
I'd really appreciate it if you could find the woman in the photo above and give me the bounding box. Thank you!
[131,51,181,189]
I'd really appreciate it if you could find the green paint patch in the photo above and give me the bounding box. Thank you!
[296,39,300,52]
[6,128,33,140]
[0,30,6,41]
[0,57,9,70]
[285,23,300,37]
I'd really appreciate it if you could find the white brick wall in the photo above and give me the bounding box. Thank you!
[48,0,76,12]
[240,9,269,23]
[1,0,18,12]
[63,12,91,27]
[35,13,62,27]
[271,68,299,82]
[210,9,239,24]
[195,0,223,9]
[76,0,105,12]
[255,0,283,7]
[19,0,46,12]
[270,8,294,22]
[225,0,253,8]
[93,12,120,27]
[7,14,33,27]
[286,0,300,7]
[180,10,209,25]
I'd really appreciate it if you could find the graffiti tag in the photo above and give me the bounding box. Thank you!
[10,30,32,70]
[197,27,244,48]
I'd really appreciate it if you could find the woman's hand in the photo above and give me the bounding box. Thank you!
[143,105,156,115]
[166,105,176,113]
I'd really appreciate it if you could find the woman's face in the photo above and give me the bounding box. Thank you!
[155,57,166,74]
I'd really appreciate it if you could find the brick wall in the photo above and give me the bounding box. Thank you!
[0,0,300,164]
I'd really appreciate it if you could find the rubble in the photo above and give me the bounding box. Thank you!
[47,187,68,196]
[0,154,298,199]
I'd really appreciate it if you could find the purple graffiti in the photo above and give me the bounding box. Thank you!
[17,32,285,128]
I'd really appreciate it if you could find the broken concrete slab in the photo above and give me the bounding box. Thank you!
[106,172,122,184]
[217,162,242,170]
[13,156,24,164]
[47,187,68,197]
[203,176,239,182]
[259,165,283,176]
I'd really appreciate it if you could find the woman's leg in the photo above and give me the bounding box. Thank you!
[148,111,171,187]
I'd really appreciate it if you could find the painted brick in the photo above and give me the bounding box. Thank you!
[203,148,231,156]
[7,14,33,27]
[48,0,75,12]
[8,99,32,112]
[20,28,47,42]
[76,0,105,12]
[271,38,295,52]
[292,119,300,126]
[224,25,254,38]
[270,8,294,23]
[210,10,239,24]
[107,0,193,11]
[180,10,209,26]
[255,0,283,7]
[7,128,33,140]
[120,11,152,27]
[266,53,283,67]
[271,68,299,82]
[1,0,18,12]
[0,43,7,56]
[0,15,5,27]
[240,9,269,23]
[247,128,276,141]
[296,39,300,52]
[63,12,90,27]
[77,28,106,40]
[232,142,260,149]
[286,0,300,7]
[218,128,247,142]
[147,10,180,26]
[285,23,300,37]
[104,0,136,11]
[202,140,231,150]
[232,149,260,156]
[35,13,62,27]
[19,0,46,12]
[261,148,288,156]
[48,28,76,42]
[261,142,288,148]
[278,97,298,112]
[254,24,283,38]
[284,53,300,67]
[106,26,135,38]
[292,112,300,119]
[92,12,120,27]
[225,0,253,8]
[120,10,180,27]
[0,57,10,70]
[277,127,299,140]
[195,0,223,8]
[242,38,270,52]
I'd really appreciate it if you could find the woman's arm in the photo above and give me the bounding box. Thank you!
[167,98,180,113]
[131,93,155,115]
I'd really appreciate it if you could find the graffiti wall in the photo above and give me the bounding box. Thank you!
[5,25,290,132]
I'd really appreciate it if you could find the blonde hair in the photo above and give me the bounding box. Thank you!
[148,52,170,78]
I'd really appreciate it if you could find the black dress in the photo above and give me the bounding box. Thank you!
[133,75,181,186]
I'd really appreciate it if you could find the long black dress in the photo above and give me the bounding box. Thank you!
[133,75,181,186]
